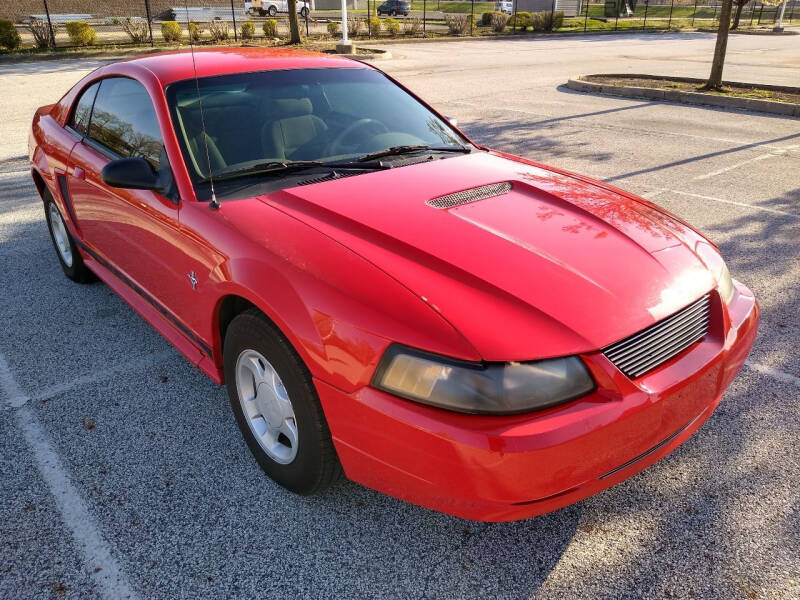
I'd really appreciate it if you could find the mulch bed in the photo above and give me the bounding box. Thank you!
[584,74,800,105]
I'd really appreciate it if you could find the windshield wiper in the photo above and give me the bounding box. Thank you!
[202,160,325,183]
[353,144,471,163]
[201,158,390,183]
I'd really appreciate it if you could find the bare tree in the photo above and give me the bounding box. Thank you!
[288,0,301,43]
[702,0,734,91]
[730,0,751,29]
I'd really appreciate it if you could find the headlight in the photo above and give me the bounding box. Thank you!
[372,345,595,415]
[718,261,735,306]
[695,242,735,306]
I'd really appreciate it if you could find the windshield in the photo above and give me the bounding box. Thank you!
[165,67,469,187]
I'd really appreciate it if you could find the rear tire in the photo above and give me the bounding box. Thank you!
[224,309,342,495]
[268,5,277,16]
[43,191,95,283]
[300,7,309,17]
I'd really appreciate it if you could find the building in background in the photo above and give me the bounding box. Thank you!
[514,0,583,17]
[313,0,359,9]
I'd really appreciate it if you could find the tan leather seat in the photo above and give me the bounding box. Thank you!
[188,130,226,177]
[263,98,327,160]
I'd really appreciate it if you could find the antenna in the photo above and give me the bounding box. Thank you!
[183,0,220,210]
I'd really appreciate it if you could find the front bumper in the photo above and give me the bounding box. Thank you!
[316,283,758,522]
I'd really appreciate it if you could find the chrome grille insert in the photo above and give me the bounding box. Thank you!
[603,294,711,379]
[427,182,512,209]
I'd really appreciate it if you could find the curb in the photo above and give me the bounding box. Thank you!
[566,75,800,118]
[362,28,716,45]
[0,47,167,64]
[697,27,800,35]
[334,47,392,60]
[0,43,392,64]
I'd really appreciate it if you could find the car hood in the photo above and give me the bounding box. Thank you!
[257,151,715,361]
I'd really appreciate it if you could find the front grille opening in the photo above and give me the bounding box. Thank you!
[603,294,711,379]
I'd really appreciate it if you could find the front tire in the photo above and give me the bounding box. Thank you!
[267,5,277,16]
[224,309,342,494]
[44,192,95,283]
[300,7,309,17]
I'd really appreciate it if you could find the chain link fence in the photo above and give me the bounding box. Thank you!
[3,0,798,50]
[572,0,798,33]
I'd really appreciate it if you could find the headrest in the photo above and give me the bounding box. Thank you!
[176,91,256,110]
[271,97,313,118]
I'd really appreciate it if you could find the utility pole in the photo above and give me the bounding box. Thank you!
[773,0,788,30]
[337,0,354,52]
[470,0,475,35]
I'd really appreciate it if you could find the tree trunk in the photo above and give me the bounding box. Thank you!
[288,0,301,43]
[731,1,745,29]
[703,0,734,91]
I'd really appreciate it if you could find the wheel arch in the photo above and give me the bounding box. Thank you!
[211,287,324,386]
[217,293,257,356]
[31,168,47,201]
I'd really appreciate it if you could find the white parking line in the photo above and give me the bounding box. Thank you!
[693,144,800,181]
[0,353,140,600]
[692,153,773,181]
[643,188,798,218]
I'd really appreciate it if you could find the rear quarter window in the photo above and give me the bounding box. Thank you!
[69,82,100,136]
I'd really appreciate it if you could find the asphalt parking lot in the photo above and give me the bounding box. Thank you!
[1,32,799,600]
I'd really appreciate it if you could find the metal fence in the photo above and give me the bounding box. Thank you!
[4,0,799,50]
[574,0,799,33]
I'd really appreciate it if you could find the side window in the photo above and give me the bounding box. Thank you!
[70,82,100,136]
[88,77,163,169]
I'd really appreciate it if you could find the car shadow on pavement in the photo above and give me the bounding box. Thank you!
[2,163,798,599]
[0,168,583,599]
[459,113,617,164]
[1,156,41,214]
[558,186,799,600]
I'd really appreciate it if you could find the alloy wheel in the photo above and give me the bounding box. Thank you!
[48,203,73,268]
[235,349,299,464]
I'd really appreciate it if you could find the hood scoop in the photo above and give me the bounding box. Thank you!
[427,182,512,209]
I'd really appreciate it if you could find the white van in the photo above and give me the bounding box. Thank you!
[245,0,311,17]
[494,0,514,13]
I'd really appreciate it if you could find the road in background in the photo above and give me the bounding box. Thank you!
[1,32,798,600]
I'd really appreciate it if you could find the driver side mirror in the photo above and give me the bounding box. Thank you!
[101,157,167,193]
[445,115,458,127]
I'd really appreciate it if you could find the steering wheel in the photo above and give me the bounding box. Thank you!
[329,119,389,156]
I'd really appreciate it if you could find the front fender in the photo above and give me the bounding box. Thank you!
[186,197,480,393]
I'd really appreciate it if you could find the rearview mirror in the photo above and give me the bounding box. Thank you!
[101,157,166,193]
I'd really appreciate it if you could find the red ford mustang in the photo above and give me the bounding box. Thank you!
[29,47,758,521]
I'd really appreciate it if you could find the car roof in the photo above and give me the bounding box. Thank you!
[118,47,369,87]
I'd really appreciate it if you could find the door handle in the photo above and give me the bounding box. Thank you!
[72,166,85,180]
